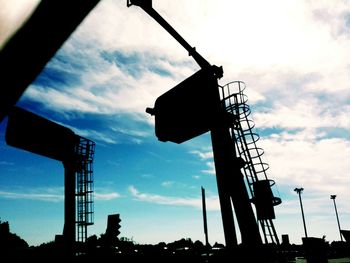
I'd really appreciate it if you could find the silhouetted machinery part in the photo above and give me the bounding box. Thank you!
[253,180,281,220]
[5,107,77,161]
[104,214,121,246]
[146,67,225,144]
[340,230,350,243]
[0,0,100,252]
[220,81,282,244]
[0,0,101,124]
[132,0,265,250]
[5,106,95,253]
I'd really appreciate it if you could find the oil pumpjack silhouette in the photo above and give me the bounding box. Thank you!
[128,0,282,249]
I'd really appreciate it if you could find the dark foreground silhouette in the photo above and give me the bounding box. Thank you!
[1,220,349,263]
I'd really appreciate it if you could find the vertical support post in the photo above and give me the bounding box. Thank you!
[294,188,308,238]
[211,127,262,247]
[201,186,209,247]
[63,159,76,255]
[330,195,343,241]
[211,129,237,248]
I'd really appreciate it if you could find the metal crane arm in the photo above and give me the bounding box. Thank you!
[127,0,223,77]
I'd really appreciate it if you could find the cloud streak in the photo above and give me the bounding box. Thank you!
[128,185,220,211]
[0,187,64,202]
[0,187,121,202]
[94,191,121,201]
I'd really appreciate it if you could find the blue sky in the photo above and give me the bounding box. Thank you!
[1,0,350,246]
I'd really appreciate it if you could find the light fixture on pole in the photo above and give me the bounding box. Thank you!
[294,187,308,238]
[330,195,343,241]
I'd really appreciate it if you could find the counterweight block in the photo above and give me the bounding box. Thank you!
[146,68,224,144]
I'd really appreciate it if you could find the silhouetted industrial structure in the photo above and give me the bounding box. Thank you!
[0,1,100,255]
[130,0,281,255]
[4,1,349,262]
[5,107,95,253]
[220,81,281,244]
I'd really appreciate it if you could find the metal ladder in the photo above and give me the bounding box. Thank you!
[220,81,281,244]
[75,137,95,244]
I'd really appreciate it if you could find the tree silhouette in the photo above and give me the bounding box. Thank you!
[0,220,28,250]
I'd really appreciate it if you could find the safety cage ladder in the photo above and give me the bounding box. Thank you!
[75,137,95,244]
[220,81,281,244]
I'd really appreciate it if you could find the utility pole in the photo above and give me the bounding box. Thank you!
[201,187,209,247]
[330,195,343,241]
[294,187,308,238]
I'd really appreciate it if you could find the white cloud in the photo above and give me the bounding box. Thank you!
[24,47,193,124]
[190,150,213,160]
[189,149,216,175]
[20,0,350,134]
[260,130,350,207]
[128,185,220,211]
[111,127,150,138]
[0,187,64,202]
[250,90,350,134]
[0,186,121,202]
[202,161,216,175]
[94,191,121,201]
[25,85,101,114]
[71,127,118,145]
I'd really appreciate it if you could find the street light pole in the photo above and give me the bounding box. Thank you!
[294,187,308,238]
[330,195,343,241]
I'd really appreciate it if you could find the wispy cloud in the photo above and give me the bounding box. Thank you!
[128,185,220,211]
[0,186,121,202]
[24,47,192,119]
[0,187,64,202]
[94,192,121,201]
[259,130,350,209]
[190,150,213,160]
[70,127,118,145]
[189,149,216,175]
[254,96,350,131]
[202,161,215,175]
[189,149,215,175]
